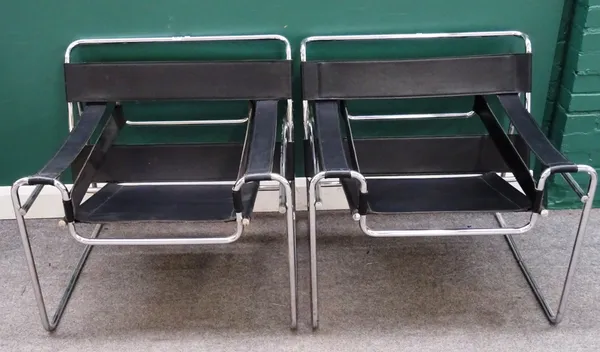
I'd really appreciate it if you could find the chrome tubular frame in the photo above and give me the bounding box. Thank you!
[16,35,297,332]
[307,164,597,328]
[498,165,597,325]
[125,118,249,126]
[304,31,597,329]
[347,111,475,121]
[13,173,298,330]
[12,178,104,331]
[237,173,298,327]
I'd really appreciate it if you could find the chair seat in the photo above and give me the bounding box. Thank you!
[76,183,258,223]
[366,173,532,214]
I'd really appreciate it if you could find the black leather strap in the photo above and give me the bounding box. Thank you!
[35,103,115,180]
[71,105,125,209]
[65,61,292,102]
[27,177,55,186]
[303,139,316,178]
[233,100,280,217]
[313,101,354,172]
[496,94,576,170]
[474,95,540,206]
[303,54,531,100]
[243,100,279,176]
[312,101,363,212]
[77,183,246,223]
[352,135,529,175]
[285,141,295,182]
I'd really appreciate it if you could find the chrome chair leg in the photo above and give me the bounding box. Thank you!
[17,217,102,332]
[12,179,102,332]
[308,175,320,330]
[495,167,597,324]
[281,178,298,330]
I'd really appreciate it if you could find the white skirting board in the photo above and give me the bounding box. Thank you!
[0,176,522,220]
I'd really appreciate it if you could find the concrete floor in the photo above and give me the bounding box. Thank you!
[1,210,600,351]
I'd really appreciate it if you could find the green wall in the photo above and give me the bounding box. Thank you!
[547,0,600,208]
[1,1,566,186]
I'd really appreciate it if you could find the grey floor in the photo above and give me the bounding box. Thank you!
[1,210,600,351]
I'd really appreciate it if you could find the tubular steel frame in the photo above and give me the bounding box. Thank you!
[302,31,597,329]
[14,34,297,332]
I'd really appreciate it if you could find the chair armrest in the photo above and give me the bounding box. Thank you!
[17,103,118,222]
[312,101,365,213]
[232,100,279,217]
[312,101,356,178]
[240,100,279,180]
[496,94,577,172]
[29,103,117,184]
[474,95,540,208]
[475,94,579,213]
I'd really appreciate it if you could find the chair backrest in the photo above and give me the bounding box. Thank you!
[65,60,292,102]
[65,36,292,103]
[301,32,532,101]
[302,54,531,100]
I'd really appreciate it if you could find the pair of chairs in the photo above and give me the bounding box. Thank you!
[12,32,597,332]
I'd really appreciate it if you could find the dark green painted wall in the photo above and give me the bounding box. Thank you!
[547,0,600,208]
[1,1,566,185]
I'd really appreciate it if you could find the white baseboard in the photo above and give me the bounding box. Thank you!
[0,176,521,220]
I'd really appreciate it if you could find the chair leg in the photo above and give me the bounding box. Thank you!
[273,176,298,330]
[495,180,595,324]
[286,187,298,330]
[308,176,319,330]
[16,211,102,332]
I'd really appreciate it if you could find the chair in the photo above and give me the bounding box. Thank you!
[301,31,597,329]
[12,34,298,331]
